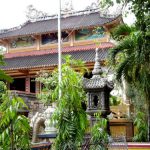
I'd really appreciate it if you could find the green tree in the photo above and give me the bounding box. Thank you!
[0,91,30,150]
[36,56,88,150]
[0,53,12,82]
[133,111,148,142]
[125,83,148,142]
[103,0,150,140]
[109,23,150,140]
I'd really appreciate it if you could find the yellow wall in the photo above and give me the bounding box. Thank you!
[3,27,110,53]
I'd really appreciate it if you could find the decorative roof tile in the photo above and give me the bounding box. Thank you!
[0,11,121,39]
[1,48,108,71]
[83,77,113,89]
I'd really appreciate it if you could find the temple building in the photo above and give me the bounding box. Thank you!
[0,8,134,140]
[0,9,121,99]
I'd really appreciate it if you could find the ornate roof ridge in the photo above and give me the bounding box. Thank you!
[0,21,30,35]
[34,8,100,22]
[30,8,120,22]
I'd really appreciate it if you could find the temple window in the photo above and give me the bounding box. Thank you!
[41,33,58,45]
[62,31,69,42]
[41,31,69,45]
[10,78,26,91]
[10,36,35,48]
[93,95,99,108]
[84,71,93,79]
[75,27,105,41]
[30,78,36,93]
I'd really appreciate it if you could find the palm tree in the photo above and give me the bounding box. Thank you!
[109,24,150,141]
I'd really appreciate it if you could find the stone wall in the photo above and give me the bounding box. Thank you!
[14,92,48,120]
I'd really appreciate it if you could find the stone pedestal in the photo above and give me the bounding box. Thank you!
[44,105,57,134]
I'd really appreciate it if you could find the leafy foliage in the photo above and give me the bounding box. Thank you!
[126,84,147,113]
[109,95,121,106]
[109,22,150,140]
[0,91,30,150]
[0,81,7,103]
[111,24,136,41]
[126,84,148,141]
[133,111,148,142]
[37,56,88,150]
[90,114,109,150]
[109,25,150,83]
[0,53,12,83]
[107,0,150,140]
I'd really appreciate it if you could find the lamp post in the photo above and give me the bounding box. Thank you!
[58,0,62,100]
[83,48,113,132]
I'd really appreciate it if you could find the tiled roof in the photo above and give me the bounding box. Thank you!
[1,48,108,70]
[0,11,120,39]
[83,77,113,90]
[4,42,114,59]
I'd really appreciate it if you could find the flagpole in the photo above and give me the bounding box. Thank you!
[58,0,62,100]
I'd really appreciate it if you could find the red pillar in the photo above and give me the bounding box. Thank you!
[25,77,30,93]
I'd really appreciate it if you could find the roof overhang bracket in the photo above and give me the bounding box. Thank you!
[18,69,29,75]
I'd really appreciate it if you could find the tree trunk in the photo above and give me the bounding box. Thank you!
[10,123,14,150]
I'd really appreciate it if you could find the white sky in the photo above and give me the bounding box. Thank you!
[0,0,135,30]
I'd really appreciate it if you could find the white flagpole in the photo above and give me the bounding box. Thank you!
[58,0,62,100]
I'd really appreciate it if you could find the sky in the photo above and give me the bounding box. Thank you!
[0,0,135,30]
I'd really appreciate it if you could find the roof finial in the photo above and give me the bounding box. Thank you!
[92,48,103,78]
[62,0,74,15]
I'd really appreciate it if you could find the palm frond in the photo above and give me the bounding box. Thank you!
[109,35,135,65]
[111,24,135,41]
[116,56,133,82]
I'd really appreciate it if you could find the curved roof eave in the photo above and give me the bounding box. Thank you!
[0,13,122,39]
